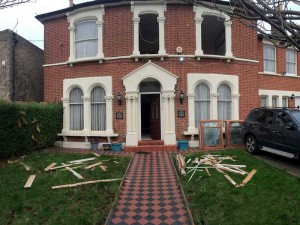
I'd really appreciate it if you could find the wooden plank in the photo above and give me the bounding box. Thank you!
[24,175,36,188]
[205,168,211,176]
[44,163,57,172]
[84,162,103,170]
[62,163,84,179]
[20,162,30,171]
[217,165,246,175]
[99,165,107,171]
[52,178,122,189]
[224,174,237,187]
[50,164,74,170]
[236,169,257,187]
[69,157,96,164]
[92,152,100,157]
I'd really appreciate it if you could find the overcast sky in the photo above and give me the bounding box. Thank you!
[0,0,89,49]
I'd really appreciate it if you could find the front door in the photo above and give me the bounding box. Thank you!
[150,94,161,140]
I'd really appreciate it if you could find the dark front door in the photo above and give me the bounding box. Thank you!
[150,94,161,140]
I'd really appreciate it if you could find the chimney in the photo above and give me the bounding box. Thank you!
[69,0,73,7]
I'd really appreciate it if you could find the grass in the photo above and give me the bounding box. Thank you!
[178,149,300,225]
[0,152,130,225]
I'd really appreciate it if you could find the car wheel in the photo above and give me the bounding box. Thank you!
[245,135,258,154]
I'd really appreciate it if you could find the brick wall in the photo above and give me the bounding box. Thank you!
[42,3,300,140]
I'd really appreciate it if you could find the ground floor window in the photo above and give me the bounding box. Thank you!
[195,83,210,128]
[69,87,84,130]
[91,86,106,131]
[217,84,232,122]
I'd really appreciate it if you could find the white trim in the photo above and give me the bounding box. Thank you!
[123,61,178,146]
[131,2,166,57]
[194,6,233,58]
[62,76,115,136]
[67,5,105,62]
[186,73,239,133]
[259,89,300,107]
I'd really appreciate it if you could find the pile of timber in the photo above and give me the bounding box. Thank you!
[176,153,257,188]
[23,153,121,189]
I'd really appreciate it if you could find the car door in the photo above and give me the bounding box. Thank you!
[256,110,274,148]
[271,111,298,157]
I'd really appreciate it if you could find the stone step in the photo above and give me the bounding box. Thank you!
[138,140,164,146]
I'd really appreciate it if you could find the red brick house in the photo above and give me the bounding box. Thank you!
[36,0,300,150]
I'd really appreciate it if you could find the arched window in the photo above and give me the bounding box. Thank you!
[75,20,98,58]
[217,84,232,122]
[69,88,83,130]
[91,86,106,131]
[195,83,210,127]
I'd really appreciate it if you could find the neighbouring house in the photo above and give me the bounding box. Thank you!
[35,0,300,150]
[0,29,44,102]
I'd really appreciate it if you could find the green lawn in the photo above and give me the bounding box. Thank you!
[0,152,130,225]
[179,149,300,225]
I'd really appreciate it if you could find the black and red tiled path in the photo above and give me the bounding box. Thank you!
[107,151,193,225]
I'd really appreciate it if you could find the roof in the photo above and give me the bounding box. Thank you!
[35,0,230,23]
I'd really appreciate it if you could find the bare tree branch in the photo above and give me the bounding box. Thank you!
[0,0,34,10]
[184,0,300,50]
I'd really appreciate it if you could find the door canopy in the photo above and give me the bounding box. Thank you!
[122,61,178,92]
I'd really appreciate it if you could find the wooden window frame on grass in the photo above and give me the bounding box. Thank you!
[225,120,243,149]
[199,120,224,150]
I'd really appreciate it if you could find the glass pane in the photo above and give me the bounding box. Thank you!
[203,128,221,146]
[229,122,242,145]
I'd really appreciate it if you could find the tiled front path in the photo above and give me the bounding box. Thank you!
[108,152,193,225]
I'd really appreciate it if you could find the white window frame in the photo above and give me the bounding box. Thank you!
[131,2,166,57]
[194,6,233,58]
[186,74,239,134]
[272,96,278,107]
[282,97,288,107]
[62,76,114,136]
[286,48,297,76]
[259,90,300,107]
[67,6,105,63]
[260,96,268,107]
[263,44,276,73]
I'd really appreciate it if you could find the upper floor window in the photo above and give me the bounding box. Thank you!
[195,83,210,127]
[67,7,105,62]
[139,14,159,54]
[91,86,106,131]
[202,15,225,55]
[217,84,232,122]
[69,87,84,130]
[75,20,98,58]
[286,49,297,75]
[194,7,232,58]
[263,45,276,73]
[131,2,166,56]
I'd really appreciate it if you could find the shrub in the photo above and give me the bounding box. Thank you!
[0,101,63,158]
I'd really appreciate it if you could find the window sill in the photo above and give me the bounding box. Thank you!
[259,72,299,77]
[195,54,235,61]
[131,53,168,60]
[67,56,105,65]
[58,131,118,137]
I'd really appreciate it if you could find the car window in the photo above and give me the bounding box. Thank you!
[290,111,300,124]
[275,112,292,127]
[246,110,259,122]
[258,110,274,124]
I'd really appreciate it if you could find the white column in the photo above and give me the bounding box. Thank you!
[195,17,203,56]
[232,94,240,120]
[278,96,283,107]
[132,17,140,56]
[162,91,176,145]
[83,96,91,133]
[68,26,75,61]
[125,92,139,146]
[105,95,114,134]
[211,93,218,119]
[96,20,104,59]
[187,93,197,132]
[157,16,166,55]
[61,98,69,133]
[225,21,233,57]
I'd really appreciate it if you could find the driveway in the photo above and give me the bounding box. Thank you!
[256,152,300,177]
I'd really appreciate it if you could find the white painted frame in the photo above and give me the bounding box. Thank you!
[286,48,297,76]
[67,5,105,63]
[194,6,233,58]
[131,2,167,57]
[186,73,239,134]
[259,89,300,107]
[122,61,178,146]
[263,43,277,74]
[62,76,114,136]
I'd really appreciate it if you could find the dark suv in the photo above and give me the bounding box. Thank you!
[241,107,300,159]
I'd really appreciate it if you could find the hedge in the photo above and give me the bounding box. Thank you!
[0,101,63,158]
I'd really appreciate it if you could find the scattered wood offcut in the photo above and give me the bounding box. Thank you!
[177,154,257,188]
